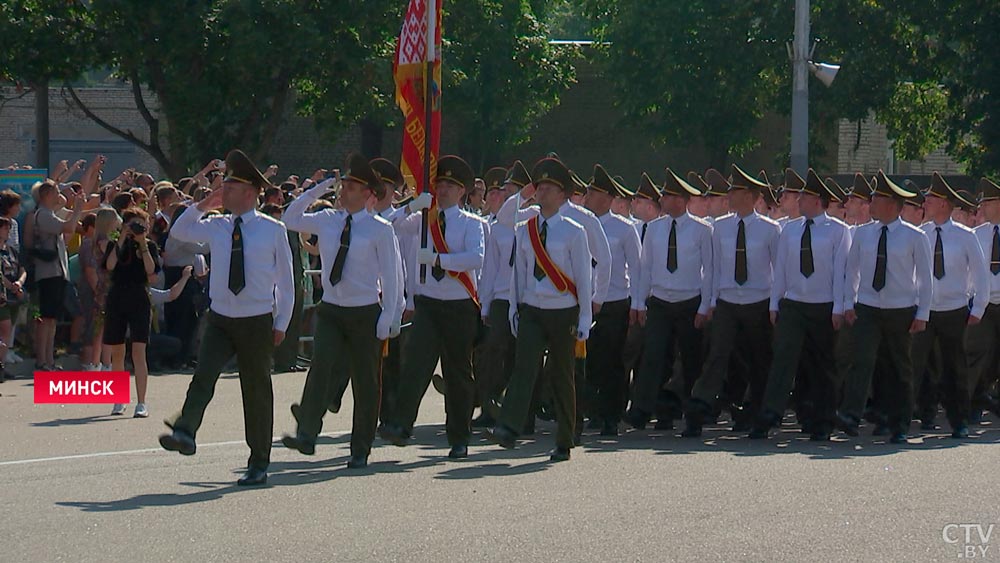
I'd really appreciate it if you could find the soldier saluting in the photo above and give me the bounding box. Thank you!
[158,149,295,486]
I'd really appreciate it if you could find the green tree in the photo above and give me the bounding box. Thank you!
[0,0,94,168]
[66,0,399,180]
[442,0,578,170]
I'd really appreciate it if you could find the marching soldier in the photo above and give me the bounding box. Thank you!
[838,171,933,444]
[281,154,403,468]
[910,172,989,438]
[475,161,531,427]
[968,177,1000,421]
[627,168,713,429]
[488,157,594,461]
[158,149,295,486]
[631,173,663,243]
[379,156,485,459]
[683,165,780,437]
[583,165,642,435]
[750,169,851,440]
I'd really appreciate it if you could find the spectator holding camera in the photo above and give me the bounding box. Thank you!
[103,207,160,417]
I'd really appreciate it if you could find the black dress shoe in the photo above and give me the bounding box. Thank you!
[471,412,495,428]
[836,412,860,437]
[448,444,468,459]
[625,408,650,430]
[158,429,196,455]
[573,432,583,447]
[346,455,369,469]
[549,447,571,462]
[653,419,673,431]
[680,419,702,438]
[378,424,410,447]
[280,433,315,455]
[889,432,908,444]
[487,425,517,449]
[950,425,970,439]
[600,420,619,437]
[237,467,268,486]
[748,426,769,440]
[809,431,831,442]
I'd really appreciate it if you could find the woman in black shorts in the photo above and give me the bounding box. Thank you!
[0,217,25,381]
[103,207,160,418]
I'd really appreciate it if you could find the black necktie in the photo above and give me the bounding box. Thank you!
[873,225,888,291]
[329,213,352,287]
[933,226,945,280]
[534,220,547,281]
[991,226,1000,275]
[641,223,647,244]
[432,210,446,281]
[735,218,747,285]
[228,216,245,295]
[800,218,814,278]
[667,219,678,273]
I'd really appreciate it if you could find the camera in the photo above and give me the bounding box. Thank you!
[128,222,147,235]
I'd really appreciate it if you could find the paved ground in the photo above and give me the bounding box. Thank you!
[2,364,999,562]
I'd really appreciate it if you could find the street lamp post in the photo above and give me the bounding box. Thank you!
[789,0,840,176]
[790,0,810,176]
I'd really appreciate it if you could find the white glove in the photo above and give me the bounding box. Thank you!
[388,320,401,338]
[576,322,590,341]
[313,177,338,193]
[376,313,392,340]
[417,247,438,265]
[408,192,433,213]
[509,312,519,337]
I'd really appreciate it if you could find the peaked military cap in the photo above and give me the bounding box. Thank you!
[435,155,475,191]
[686,171,711,196]
[589,164,631,198]
[902,179,926,207]
[370,158,404,188]
[784,168,806,193]
[872,170,917,200]
[570,168,589,196]
[978,177,1000,202]
[634,172,663,201]
[504,160,532,188]
[956,189,978,213]
[849,173,874,201]
[729,164,769,191]
[532,157,574,194]
[925,171,969,207]
[662,168,700,198]
[823,177,847,204]
[223,149,271,191]
[703,168,731,196]
[483,167,508,192]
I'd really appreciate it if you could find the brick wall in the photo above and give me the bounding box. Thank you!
[836,114,964,175]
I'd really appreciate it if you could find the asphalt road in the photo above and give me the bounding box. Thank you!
[2,365,999,562]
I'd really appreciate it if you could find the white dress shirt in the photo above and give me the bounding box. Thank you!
[635,212,713,315]
[395,203,484,303]
[375,205,408,317]
[171,206,294,331]
[770,213,851,314]
[921,219,989,317]
[509,212,593,337]
[598,211,641,302]
[845,218,933,320]
[974,222,1000,304]
[478,222,515,316]
[284,188,403,331]
[497,193,612,305]
[711,211,781,306]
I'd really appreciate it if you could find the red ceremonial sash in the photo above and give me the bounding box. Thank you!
[427,206,480,306]
[527,216,578,299]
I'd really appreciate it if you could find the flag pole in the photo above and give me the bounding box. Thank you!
[419,0,435,284]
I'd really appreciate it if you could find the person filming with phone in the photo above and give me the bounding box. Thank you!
[103,207,161,418]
